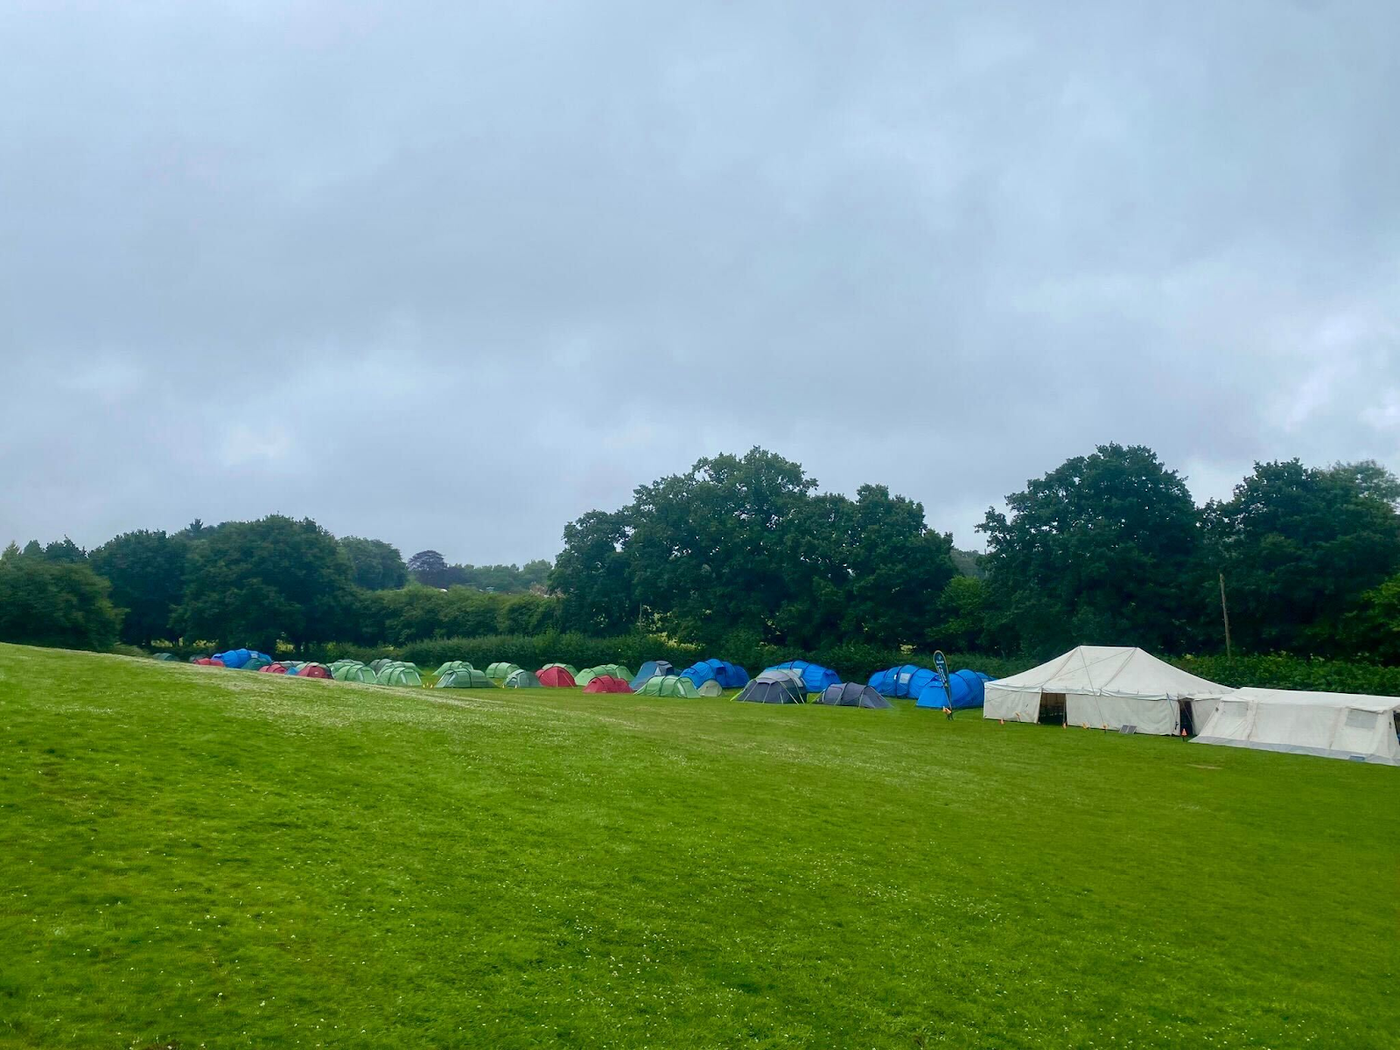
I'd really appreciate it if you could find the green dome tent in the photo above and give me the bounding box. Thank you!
[434,660,475,677]
[637,675,700,698]
[540,662,578,676]
[376,666,423,687]
[503,669,541,689]
[333,664,377,683]
[577,664,632,686]
[694,679,723,697]
[436,668,492,689]
[487,662,522,680]
[369,658,393,673]
[152,652,179,662]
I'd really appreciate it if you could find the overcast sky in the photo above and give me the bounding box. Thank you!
[2,1,1397,563]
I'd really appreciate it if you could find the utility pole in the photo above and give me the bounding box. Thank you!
[1218,572,1233,663]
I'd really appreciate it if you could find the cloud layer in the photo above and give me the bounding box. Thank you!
[3,1,1397,560]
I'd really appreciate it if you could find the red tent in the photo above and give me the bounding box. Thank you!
[298,663,331,679]
[537,666,577,688]
[583,675,632,694]
[259,663,288,674]
[194,657,224,667]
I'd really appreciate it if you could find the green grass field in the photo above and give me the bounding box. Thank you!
[1,643,1395,1049]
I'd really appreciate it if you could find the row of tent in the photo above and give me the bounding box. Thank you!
[982,645,1400,766]
[171,648,996,712]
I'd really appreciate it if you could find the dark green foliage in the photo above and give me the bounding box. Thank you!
[338,536,408,590]
[933,575,988,652]
[979,444,1204,657]
[551,510,635,634]
[1203,460,1400,655]
[407,550,551,592]
[553,449,955,649]
[89,530,188,647]
[40,536,88,564]
[0,550,121,650]
[173,516,354,654]
[1339,574,1400,664]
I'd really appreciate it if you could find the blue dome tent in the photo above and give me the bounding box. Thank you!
[869,664,938,698]
[680,658,750,690]
[915,669,989,710]
[768,660,840,694]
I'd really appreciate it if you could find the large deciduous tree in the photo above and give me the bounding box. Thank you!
[0,544,121,651]
[978,443,1203,656]
[339,536,408,591]
[550,510,635,634]
[1203,460,1400,655]
[174,516,354,653]
[89,530,189,647]
[551,448,956,649]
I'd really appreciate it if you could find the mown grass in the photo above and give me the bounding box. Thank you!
[0,642,1395,1049]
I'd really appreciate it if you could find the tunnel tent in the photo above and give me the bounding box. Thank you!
[369,658,393,673]
[540,663,578,676]
[214,648,251,669]
[537,666,577,688]
[983,646,1227,735]
[735,673,807,704]
[636,675,700,698]
[504,669,541,689]
[578,664,632,686]
[193,657,224,667]
[436,668,492,689]
[1194,688,1400,765]
[629,660,675,691]
[333,664,378,683]
[487,662,523,681]
[916,669,988,710]
[819,683,892,709]
[376,665,422,687]
[679,662,718,688]
[869,664,939,698]
[433,660,475,677]
[297,663,332,679]
[768,660,841,694]
[680,659,750,690]
[583,675,633,694]
[243,656,271,672]
[259,663,289,674]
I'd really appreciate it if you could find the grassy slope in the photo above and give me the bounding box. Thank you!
[0,644,1395,1050]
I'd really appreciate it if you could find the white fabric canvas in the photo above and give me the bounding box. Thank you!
[983,646,1228,735]
[1194,687,1400,765]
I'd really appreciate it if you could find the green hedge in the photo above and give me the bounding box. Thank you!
[1170,653,1400,697]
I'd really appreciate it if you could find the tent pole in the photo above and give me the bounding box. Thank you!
[1218,572,1233,664]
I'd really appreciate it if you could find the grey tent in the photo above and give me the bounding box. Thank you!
[504,669,541,689]
[819,683,892,709]
[735,672,807,705]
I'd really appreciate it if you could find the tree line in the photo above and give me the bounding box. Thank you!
[548,446,1400,662]
[3,443,1400,663]
[0,520,556,654]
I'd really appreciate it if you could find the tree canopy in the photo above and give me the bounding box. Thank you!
[551,448,955,649]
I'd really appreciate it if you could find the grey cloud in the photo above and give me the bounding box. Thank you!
[2,1,1397,560]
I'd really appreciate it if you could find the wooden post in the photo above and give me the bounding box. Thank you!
[1218,572,1233,663]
